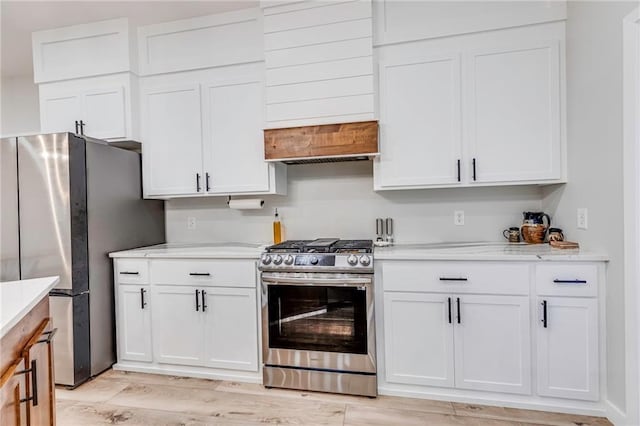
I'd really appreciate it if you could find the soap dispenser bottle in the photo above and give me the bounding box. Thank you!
[273,208,282,244]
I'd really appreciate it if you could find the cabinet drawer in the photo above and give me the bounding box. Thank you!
[381,261,529,295]
[115,259,149,284]
[150,259,256,288]
[536,263,598,297]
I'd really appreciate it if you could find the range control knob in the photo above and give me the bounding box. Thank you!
[347,255,359,266]
[273,255,283,265]
[284,255,294,265]
[261,254,272,265]
[310,256,319,265]
[359,255,371,266]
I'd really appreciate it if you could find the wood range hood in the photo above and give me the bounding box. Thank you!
[263,121,379,165]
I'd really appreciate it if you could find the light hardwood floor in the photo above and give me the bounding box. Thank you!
[55,370,612,425]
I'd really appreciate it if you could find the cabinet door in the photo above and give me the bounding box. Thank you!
[0,359,28,426]
[376,54,462,188]
[116,285,152,362]
[202,79,270,193]
[454,295,531,394]
[466,41,562,183]
[537,297,598,401]
[383,292,454,387]
[24,329,55,426]
[151,286,203,366]
[142,84,203,196]
[39,93,82,134]
[203,287,258,371]
[82,87,127,140]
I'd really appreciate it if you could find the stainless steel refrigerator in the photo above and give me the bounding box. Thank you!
[0,133,165,387]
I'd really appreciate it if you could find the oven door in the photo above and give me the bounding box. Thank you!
[261,272,376,374]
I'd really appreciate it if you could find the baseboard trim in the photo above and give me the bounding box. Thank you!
[378,386,607,418]
[606,400,627,425]
[113,362,262,384]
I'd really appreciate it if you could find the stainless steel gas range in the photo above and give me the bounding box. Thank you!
[259,238,376,397]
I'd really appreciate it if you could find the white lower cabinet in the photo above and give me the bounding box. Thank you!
[203,287,258,371]
[384,292,530,395]
[113,257,260,380]
[536,298,599,401]
[454,295,530,394]
[116,285,152,362]
[152,286,204,366]
[384,292,454,387]
[379,259,603,410]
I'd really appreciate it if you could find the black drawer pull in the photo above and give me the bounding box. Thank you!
[120,271,139,275]
[189,272,211,276]
[553,279,587,284]
[37,328,58,344]
[17,360,38,406]
[439,277,468,282]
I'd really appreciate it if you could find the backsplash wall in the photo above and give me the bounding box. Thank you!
[166,161,543,244]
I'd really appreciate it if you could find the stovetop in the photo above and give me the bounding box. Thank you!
[266,239,373,254]
[260,239,374,272]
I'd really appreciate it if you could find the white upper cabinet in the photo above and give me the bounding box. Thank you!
[32,18,135,83]
[141,83,203,197]
[137,9,263,76]
[39,73,137,141]
[375,53,462,187]
[140,65,286,199]
[467,41,562,184]
[201,74,270,194]
[374,22,566,190]
[262,1,375,128]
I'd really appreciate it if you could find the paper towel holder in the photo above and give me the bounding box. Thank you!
[226,196,265,208]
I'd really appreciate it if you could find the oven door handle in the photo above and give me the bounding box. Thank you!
[261,275,372,287]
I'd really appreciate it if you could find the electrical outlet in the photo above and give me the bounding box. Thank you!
[187,217,196,230]
[454,210,465,226]
[577,208,588,230]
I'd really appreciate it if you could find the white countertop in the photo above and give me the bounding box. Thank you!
[374,242,608,261]
[109,242,266,259]
[0,276,59,338]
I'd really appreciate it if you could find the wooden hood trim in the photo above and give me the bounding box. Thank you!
[264,121,379,161]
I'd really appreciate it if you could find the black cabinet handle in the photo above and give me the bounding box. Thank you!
[196,173,201,192]
[79,120,85,135]
[75,120,79,134]
[202,290,207,312]
[189,272,211,276]
[553,279,587,284]
[205,173,211,192]
[17,360,38,406]
[37,328,58,344]
[456,297,461,324]
[472,158,477,181]
[195,289,201,311]
[457,159,461,182]
[119,271,139,275]
[542,300,548,328]
[439,277,468,282]
[140,288,147,309]
[447,297,452,324]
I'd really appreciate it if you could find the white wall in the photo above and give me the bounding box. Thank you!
[541,1,638,419]
[167,161,543,244]
[0,76,40,136]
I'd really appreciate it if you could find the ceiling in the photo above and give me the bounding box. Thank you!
[0,0,258,78]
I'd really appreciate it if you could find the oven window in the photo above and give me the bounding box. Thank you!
[267,285,367,354]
